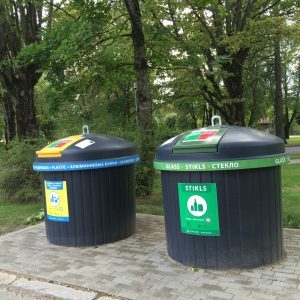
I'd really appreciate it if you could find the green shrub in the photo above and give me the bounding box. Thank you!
[135,163,155,196]
[155,124,182,147]
[38,115,56,140]
[0,139,46,203]
[164,113,177,128]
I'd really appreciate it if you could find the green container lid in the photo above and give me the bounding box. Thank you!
[154,115,288,172]
[173,126,229,154]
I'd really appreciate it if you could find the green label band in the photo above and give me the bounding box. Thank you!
[153,155,288,172]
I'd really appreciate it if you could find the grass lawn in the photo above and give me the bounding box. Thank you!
[286,135,300,146]
[136,172,164,215]
[289,154,300,159]
[282,164,300,228]
[137,164,300,228]
[0,200,43,235]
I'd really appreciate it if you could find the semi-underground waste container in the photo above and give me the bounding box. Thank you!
[33,127,139,247]
[154,116,288,269]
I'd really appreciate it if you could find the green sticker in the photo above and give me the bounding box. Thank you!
[154,155,288,172]
[183,130,203,141]
[178,183,220,236]
[173,127,229,154]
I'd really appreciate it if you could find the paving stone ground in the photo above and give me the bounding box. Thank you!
[289,159,300,164]
[286,146,300,155]
[0,272,97,300]
[0,214,300,300]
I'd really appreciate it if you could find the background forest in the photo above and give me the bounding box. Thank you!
[0,0,299,204]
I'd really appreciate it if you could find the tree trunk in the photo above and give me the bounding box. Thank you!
[0,67,17,141]
[274,38,285,140]
[284,123,289,139]
[201,104,206,127]
[15,74,37,139]
[283,68,289,139]
[189,104,197,128]
[123,0,154,195]
[221,50,248,126]
[283,60,300,140]
[1,93,16,142]
[283,55,289,139]
[248,82,258,127]
[203,104,213,126]
[0,66,38,140]
[0,1,42,141]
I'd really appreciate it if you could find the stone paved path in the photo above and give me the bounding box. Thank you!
[286,146,300,155]
[0,214,300,300]
[289,159,300,164]
[0,271,98,300]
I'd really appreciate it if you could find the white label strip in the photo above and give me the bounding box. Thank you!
[75,139,95,149]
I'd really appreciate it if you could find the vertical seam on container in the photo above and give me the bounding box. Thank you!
[259,169,265,264]
[186,172,190,266]
[237,170,242,265]
[56,176,61,244]
[108,169,113,241]
[225,171,230,267]
[179,172,182,262]
[164,171,170,256]
[274,167,278,259]
[64,173,69,245]
[60,174,64,244]
[202,171,207,269]
[126,167,130,236]
[80,171,87,246]
[119,166,123,238]
[118,168,122,239]
[72,172,77,246]
[213,171,219,269]
[180,172,185,264]
[192,172,197,267]
[99,170,105,242]
[90,170,96,245]
[196,171,201,268]
[278,167,283,257]
[183,172,188,266]
[267,170,272,261]
[131,165,136,235]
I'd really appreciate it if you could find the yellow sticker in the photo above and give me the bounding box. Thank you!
[36,135,84,158]
[45,181,69,222]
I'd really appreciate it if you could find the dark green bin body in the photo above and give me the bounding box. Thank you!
[33,133,139,247]
[154,125,287,269]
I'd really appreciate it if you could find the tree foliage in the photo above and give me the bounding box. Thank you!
[0,0,299,200]
[0,0,44,140]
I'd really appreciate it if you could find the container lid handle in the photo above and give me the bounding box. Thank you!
[211,115,222,126]
[82,125,89,135]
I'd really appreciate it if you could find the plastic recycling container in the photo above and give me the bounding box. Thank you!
[33,127,139,247]
[154,116,288,269]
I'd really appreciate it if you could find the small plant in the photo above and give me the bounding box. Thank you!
[25,209,44,225]
[286,214,300,228]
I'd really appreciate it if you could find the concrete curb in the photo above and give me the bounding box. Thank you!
[0,271,122,300]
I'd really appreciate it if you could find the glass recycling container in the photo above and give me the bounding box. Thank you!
[154,116,288,269]
[33,127,139,247]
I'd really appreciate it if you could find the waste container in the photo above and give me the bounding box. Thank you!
[154,116,288,269]
[33,126,139,247]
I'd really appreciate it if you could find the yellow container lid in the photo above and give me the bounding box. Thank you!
[36,135,84,158]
